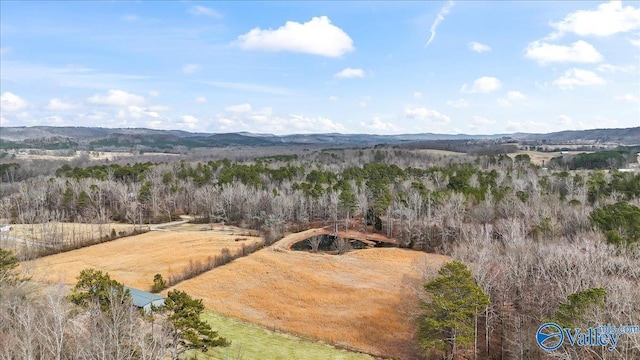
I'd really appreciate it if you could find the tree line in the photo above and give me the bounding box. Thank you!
[1,147,639,358]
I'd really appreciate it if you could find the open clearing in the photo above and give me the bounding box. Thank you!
[22,226,261,291]
[12,150,178,162]
[189,313,373,360]
[415,149,468,157]
[510,150,593,166]
[170,232,450,359]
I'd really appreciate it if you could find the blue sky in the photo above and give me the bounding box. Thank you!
[1,1,639,135]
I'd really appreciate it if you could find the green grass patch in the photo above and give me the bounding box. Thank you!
[187,312,374,360]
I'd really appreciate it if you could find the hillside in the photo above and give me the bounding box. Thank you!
[1,126,638,152]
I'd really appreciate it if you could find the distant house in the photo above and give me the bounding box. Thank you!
[125,286,165,313]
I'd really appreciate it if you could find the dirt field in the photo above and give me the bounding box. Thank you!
[415,149,468,157]
[169,232,450,359]
[510,150,593,166]
[21,227,261,291]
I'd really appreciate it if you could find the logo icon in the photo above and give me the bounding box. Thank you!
[536,322,564,351]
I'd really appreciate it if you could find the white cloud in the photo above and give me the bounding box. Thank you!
[596,63,634,73]
[549,1,640,39]
[498,91,527,107]
[148,105,170,112]
[236,16,354,57]
[88,90,145,106]
[468,41,491,53]
[187,5,222,18]
[198,80,292,95]
[413,91,423,99]
[194,96,207,103]
[553,68,606,90]
[1,92,28,111]
[469,116,496,129]
[117,106,160,119]
[214,104,346,134]
[525,40,603,65]
[507,91,526,100]
[149,91,160,97]
[360,116,400,133]
[505,120,578,133]
[334,68,365,79]
[557,115,573,125]
[404,106,450,125]
[182,64,201,74]
[328,96,339,102]
[121,14,140,22]
[497,98,511,107]
[614,94,640,103]
[446,98,469,107]
[225,103,252,113]
[425,0,455,47]
[461,76,501,94]
[45,98,77,111]
[289,114,345,133]
[630,38,640,47]
[45,115,65,125]
[178,115,199,129]
[360,96,372,108]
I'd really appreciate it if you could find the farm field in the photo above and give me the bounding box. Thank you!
[509,150,593,165]
[22,226,261,290]
[169,234,450,359]
[190,313,373,360]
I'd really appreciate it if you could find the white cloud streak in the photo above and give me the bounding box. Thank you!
[182,64,202,74]
[334,68,365,79]
[188,5,222,18]
[468,41,491,53]
[87,90,145,106]
[425,0,455,48]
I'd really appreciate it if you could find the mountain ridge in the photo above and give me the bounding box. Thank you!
[1,125,638,149]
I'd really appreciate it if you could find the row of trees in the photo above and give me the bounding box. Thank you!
[1,147,639,358]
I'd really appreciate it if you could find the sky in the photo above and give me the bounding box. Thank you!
[1,1,639,135]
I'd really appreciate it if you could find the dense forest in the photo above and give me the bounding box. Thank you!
[1,146,639,359]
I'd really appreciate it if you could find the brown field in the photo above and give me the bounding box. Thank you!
[21,228,261,291]
[169,233,450,359]
[415,149,468,157]
[509,150,593,166]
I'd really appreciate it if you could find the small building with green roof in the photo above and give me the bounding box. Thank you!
[125,286,165,313]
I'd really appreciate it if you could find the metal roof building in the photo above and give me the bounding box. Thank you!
[125,286,165,313]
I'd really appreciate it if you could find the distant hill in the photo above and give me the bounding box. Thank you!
[0,126,638,151]
[517,127,640,144]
